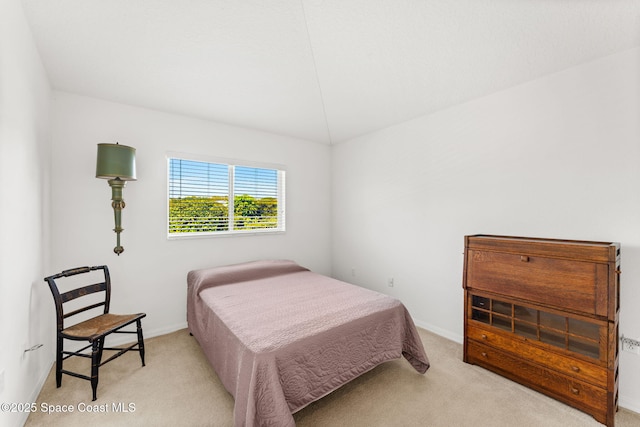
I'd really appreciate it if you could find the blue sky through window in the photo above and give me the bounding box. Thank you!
[234,166,277,198]
[169,158,278,199]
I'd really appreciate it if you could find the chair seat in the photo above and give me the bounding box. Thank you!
[62,313,146,341]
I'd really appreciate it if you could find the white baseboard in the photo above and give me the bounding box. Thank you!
[619,397,640,416]
[413,318,463,344]
[15,361,52,427]
[139,321,188,342]
[81,321,189,348]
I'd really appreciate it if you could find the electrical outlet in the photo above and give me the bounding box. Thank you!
[621,336,640,355]
[388,277,394,287]
[0,369,5,394]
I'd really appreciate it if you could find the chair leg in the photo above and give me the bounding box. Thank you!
[97,337,105,366]
[55,336,63,388]
[90,340,100,401]
[136,319,145,366]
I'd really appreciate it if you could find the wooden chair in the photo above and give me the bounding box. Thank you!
[44,265,146,401]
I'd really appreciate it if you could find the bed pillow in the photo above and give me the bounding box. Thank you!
[187,259,308,296]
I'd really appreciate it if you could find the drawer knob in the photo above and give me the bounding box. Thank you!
[571,366,581,373]
[571,387,580,395]
[481,352,488,358]
[520,255,529,262]
[481,334,488,340]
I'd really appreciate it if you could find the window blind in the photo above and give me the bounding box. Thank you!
[168,157,285,235]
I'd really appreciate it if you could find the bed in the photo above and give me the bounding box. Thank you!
[187,259,430,427]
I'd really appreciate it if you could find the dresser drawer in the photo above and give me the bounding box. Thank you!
[467,341,607,417]
[467,324,607,386]
[466,249,609,316]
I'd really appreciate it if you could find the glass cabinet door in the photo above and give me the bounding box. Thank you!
[470,294,601,359]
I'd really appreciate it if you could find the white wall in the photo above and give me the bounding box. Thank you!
[49,92,332,339]
[8,1,639,418]
[0,1,52,426]
[331,47,640,412]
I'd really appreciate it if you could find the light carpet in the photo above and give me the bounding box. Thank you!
[25,328,640,426]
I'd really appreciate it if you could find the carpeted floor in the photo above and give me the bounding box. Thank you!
[25,328,640,426]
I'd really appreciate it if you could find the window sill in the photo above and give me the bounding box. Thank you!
[167,229,285,240]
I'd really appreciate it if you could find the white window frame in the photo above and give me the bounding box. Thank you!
[167,152,286,238]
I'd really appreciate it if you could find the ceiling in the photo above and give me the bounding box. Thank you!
[21,0,640,145]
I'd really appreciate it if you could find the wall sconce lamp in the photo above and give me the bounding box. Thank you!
[95,143,136,255]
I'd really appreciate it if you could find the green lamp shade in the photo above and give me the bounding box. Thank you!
[96,143,137,180]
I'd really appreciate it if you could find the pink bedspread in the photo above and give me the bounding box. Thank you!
[187,260,429,427]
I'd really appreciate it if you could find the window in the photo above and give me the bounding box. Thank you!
[168,155,285,236]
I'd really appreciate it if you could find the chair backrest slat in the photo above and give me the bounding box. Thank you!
[61,266,93,277]
[64,301,107,319]
[44,265,112,332]
[60,282,107,303]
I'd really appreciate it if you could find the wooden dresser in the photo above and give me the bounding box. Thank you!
[463,235,620,427]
